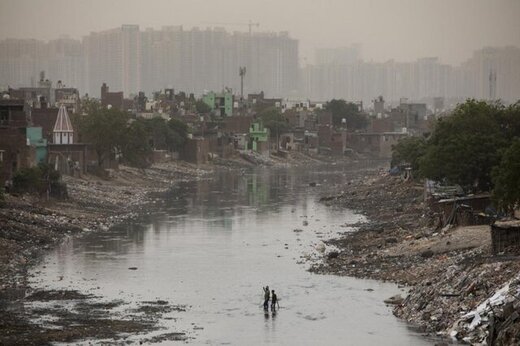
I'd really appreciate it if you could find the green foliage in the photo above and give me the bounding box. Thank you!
[13,167,44,193]
[12,163,61,194]
[78,103,129,167]
[325,99,368,129]
[258,107,288,138]
[495,101,520,140]
[138,118,172,150]
[391,136,427,173]
[492,139,520,213]
[419,100,507,192]
[119,117,189,167]
[168,118,189,150]
[195,100,212,114]
[77,101,190,168]
[121,120,152,168]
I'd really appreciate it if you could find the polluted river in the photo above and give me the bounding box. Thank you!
[28,164,435,345]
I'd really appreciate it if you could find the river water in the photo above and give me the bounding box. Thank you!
[29,164,434,345]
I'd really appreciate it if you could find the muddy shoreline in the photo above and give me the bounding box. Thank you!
[0,161,213,345]
[313,172,520,345]
[0,152,335,345]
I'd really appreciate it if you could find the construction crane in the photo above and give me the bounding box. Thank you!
[203,20,260,35]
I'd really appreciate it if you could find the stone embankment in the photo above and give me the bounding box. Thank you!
[313,173,520,345]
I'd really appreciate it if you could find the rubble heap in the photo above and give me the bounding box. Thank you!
[314,173,520,344]
[449,272,520,345]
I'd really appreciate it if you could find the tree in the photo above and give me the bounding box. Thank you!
[195,100,212,114]
[12,163,61,195]
[492,139,520,214]
[168,118,189,151]
[325,99,368,129]
[137,117,172,150]
[495,101,520,140]
[419,100,507,192]
[79,103,129,167]
[121,120,152,168]
[391,136,427,173]
[258,107,288,140]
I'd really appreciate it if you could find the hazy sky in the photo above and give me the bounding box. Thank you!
[1,0,519,65]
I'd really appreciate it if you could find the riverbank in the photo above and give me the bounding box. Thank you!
[0,150,336,344]
[0,161,211,291]
[0,150,325,292]
[0,160,212,344]
[312,172,520,345]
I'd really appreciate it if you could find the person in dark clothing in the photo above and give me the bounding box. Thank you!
[271,290,279,311]
[263,286,270,310]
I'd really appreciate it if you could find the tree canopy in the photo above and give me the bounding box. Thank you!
[79,102,129,167]
[418,100,508,192]
[258,107,288,138]
[391,136,427,173]
[195,100,212,114]
[78,101,189,168]
[492,139,520,213]
[390,99,520,213]
[121,119,152,168]
[168,118,189,150]
[324,99,368,129]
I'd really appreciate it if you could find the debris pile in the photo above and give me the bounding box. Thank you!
[448,273,520,345]
[315,172,520,344]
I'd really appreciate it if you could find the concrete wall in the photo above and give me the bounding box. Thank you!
[48,144,89,175]
[181,138,209,164]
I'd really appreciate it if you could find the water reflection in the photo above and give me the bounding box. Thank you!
[29,164,435,345]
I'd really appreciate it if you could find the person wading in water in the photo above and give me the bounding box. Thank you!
[271,290,279,311]
[263,286,270,310]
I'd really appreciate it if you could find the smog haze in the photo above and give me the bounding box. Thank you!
[1,0,519,65]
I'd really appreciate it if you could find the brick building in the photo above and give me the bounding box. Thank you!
[32,107,60,143]
[0,99,35,186]
[101,83,124,110]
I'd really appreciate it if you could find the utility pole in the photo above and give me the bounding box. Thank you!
[239,66,246,101]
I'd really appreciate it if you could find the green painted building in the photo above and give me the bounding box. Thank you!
[26,127,47,163]
[248,122,269,152]
[202,90,234,117]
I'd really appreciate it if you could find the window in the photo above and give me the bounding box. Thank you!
[0,109,8,125]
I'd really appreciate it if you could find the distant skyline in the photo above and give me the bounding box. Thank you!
[0,0,519,65]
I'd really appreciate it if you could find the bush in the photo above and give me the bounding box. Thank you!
[391,136,427,174]
[12,163,62,196]
[13,166,45,193]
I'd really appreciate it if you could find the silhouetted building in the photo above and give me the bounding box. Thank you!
[0,99,34,186]
[100,83,124,110]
